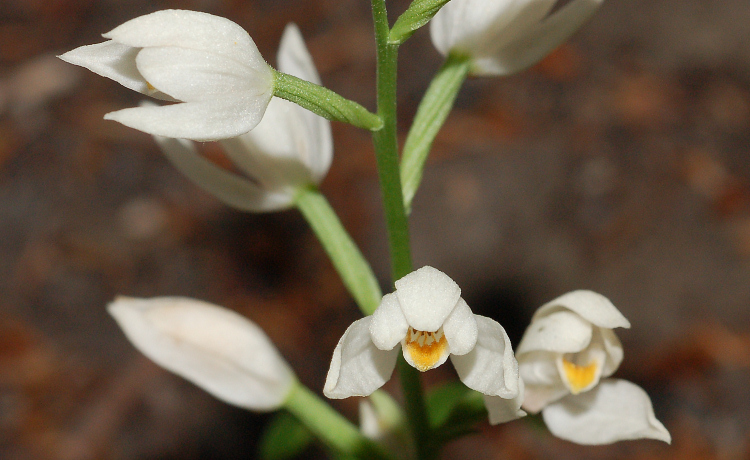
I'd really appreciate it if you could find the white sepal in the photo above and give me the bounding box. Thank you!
[324,317,399,399]
[152,133,292,212]
[108,296,295,411]
[477,0,606,76]
[394,266,461,332]
[102,9,265,65]
[484,377,527,425]
[533,290,631,329]
[542,379,671,445]
[451,315,519,398]
[278,23,322,85]
[58,41,173,100]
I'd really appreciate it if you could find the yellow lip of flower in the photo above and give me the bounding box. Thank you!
[403,327,449,372]
[560,358,600,394]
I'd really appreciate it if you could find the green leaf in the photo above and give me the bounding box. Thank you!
[389,0,452,45]
[400,54,470,212]
[426,381,474,428]
[426,381,488,443]
[260,412,314,460]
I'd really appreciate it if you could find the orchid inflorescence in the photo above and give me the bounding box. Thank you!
[61,1,670,458]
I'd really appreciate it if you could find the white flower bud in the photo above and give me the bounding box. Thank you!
[109,296,295,411]
[59,10,274,141]
[430,0,604,76]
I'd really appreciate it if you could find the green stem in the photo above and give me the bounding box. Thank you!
[295,186,382,315]
[284,382,394,460]
[400,54,470,212]
[370,0,412,282]
[370,1,431,459]
[397,357,431,459]
[274,70,383,131]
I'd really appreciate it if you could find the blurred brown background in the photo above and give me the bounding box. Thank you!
[2,0,750,458]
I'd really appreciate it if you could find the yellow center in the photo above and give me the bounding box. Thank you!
[403,327,448,372]
[561,358,599,394]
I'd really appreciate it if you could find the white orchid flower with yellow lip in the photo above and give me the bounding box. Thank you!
[324,266,521,411]
[108,296,295,411]
[59,9,274,141]
[430,0,604,76]
[152,23,332,212]
[517,290,671,444]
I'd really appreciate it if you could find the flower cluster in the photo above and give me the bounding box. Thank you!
[59,3,674,458]
[325,267,671,442]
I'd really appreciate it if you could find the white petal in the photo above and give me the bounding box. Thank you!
[103,9,267,67]
[519,350,563,387]
[600,327,624,377]
[278,23,321,85]
[370,293,410,351]
[430,0,528,56]
[220,105,312,192]
[518,350,570,412]
[152,134,293,212]
[394,266,461,332]
[275,25,333,182]
[450,315,519,398]
[58,41,172,100]
[517,310,593,354]
[220,98,329,190]
[442,298,477,356]
[108,296,295,411]
[523,382,570,414]
[135,47,273,102]
[542,379,671,445]
[104,93,270,141]
[470,0,557,58]
[476,0,603,76]
[484,377,527,425]
[533,290,631,329]
[324,317,399,399]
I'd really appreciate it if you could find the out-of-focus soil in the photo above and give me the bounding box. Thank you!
[1,0,749,459]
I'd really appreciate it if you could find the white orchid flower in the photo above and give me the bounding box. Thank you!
[517,290,671,444]
[108,296,295,411]
[152,23,332,212]
[324,266,520,406]
[430,0,604,76]
[59,9,274,141]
